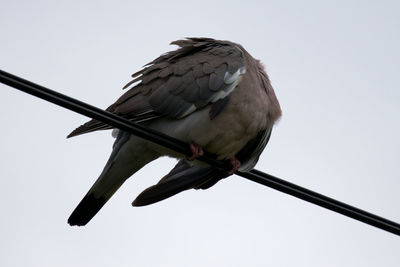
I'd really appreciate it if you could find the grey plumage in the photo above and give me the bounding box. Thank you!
[67,37,281,226]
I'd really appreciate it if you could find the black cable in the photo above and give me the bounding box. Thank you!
[1,69,399,236]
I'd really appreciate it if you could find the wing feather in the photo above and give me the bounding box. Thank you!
[68,38,246,138]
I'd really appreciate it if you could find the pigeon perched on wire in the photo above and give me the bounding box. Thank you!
[67,37,282,226]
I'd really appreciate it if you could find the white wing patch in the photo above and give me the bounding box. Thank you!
[179,104,197,118]
[224,66,246,84]
[210,66,246,103]
[178,66,246,118]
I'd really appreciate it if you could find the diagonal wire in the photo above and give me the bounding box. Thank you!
[1,69,399,236]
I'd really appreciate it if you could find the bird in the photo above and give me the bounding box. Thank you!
[67,37,282,226]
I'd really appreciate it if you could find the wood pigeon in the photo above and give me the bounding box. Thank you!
[67,37,281,226]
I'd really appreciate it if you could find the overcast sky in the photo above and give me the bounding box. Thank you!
[1,0,399,266]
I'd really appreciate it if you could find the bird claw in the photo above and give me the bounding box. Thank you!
[187,144,239,175]
[228,157,241,175]
[187,143,204,161]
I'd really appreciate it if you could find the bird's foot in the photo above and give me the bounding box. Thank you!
[228,157,241,175]
[187,142,204,161]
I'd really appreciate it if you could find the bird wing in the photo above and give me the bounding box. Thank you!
[67,38,246,138]
[132,160,225,206]
[235,128,272,171]
[131,129,273,206]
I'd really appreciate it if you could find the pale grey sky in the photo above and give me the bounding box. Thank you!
[1,0,399,266]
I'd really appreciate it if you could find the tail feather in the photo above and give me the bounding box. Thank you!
[68,192,109,226]
[68,131,159,226]
[68,162,130,226]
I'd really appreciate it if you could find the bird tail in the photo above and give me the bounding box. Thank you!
[67,182,122,227]
[68,132,159,226]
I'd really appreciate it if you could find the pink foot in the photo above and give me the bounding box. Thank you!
[187,143,204,161]
[228,157,241,175]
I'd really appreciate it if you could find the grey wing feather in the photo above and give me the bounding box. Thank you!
[132,160,226,206]
[67,38,246,138]
[236,128,273,171]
